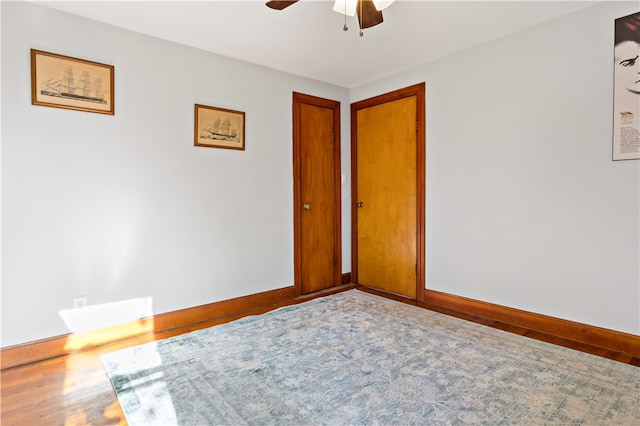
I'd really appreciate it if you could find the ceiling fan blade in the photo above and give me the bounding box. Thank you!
[265,0,299,10]
[356,0,384,29]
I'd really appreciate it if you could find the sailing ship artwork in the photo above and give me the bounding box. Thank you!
[31,49,114,115]
[41,68,106,104]
[195,104,245,150]
[203,117,238,141]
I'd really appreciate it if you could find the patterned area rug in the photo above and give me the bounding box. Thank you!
[102,290,639,425]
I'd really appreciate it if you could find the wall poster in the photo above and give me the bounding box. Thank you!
[613,12,640,160]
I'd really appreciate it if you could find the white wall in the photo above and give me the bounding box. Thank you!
[1,1,350,347]
[353,1,640,335]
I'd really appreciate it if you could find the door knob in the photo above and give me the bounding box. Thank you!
[357,201,364,208]
[303,203,311,210]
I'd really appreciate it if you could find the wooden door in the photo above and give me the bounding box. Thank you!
[293,92,341,295]
[351,84,425,300]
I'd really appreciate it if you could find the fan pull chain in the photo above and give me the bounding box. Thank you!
[359,0,364,37]
[343,1,348,31]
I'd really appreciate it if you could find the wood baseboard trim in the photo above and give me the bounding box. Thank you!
[8,283,631,369]
[1,286,297,370]
[424,289,640,357]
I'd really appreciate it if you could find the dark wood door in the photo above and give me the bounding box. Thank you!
[351,84,425,300]
[293,92,341,295]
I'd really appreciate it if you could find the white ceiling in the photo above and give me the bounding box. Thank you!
[33,0,598,88]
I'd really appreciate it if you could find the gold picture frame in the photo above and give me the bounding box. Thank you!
[194,104,245,150]
[31,49,114,115]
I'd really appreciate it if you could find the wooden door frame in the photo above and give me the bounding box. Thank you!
[350,83,426,302]
[292,92,342,296]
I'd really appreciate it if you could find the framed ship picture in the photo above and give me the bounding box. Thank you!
[194,104,245,150]
[31,49,114,115]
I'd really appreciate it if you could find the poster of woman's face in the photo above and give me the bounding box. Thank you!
[613,12,640,160]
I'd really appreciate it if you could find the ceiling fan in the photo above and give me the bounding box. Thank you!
[265,0,395,36]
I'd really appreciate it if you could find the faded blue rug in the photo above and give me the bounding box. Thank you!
[101,290,639,425]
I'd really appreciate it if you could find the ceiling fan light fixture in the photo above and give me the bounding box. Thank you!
[372,0,395,11]
[333,0,357,16]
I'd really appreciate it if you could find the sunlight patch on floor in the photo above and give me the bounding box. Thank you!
[60,297,155,351]
[100,341,179,424]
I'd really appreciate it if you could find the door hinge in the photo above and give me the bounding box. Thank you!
[415,263,418,275]
[334,256,338,265]
[415,121,418,132]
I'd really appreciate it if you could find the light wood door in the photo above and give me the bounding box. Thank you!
[293,92,341,295]
[352,84,425,300]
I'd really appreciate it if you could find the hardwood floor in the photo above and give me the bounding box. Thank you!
[2,347,124,425]
[2,286,637,425]
[0,287,352,425]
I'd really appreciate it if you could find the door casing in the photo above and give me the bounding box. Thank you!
[350,83,426,302]
[293,92,342,295]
